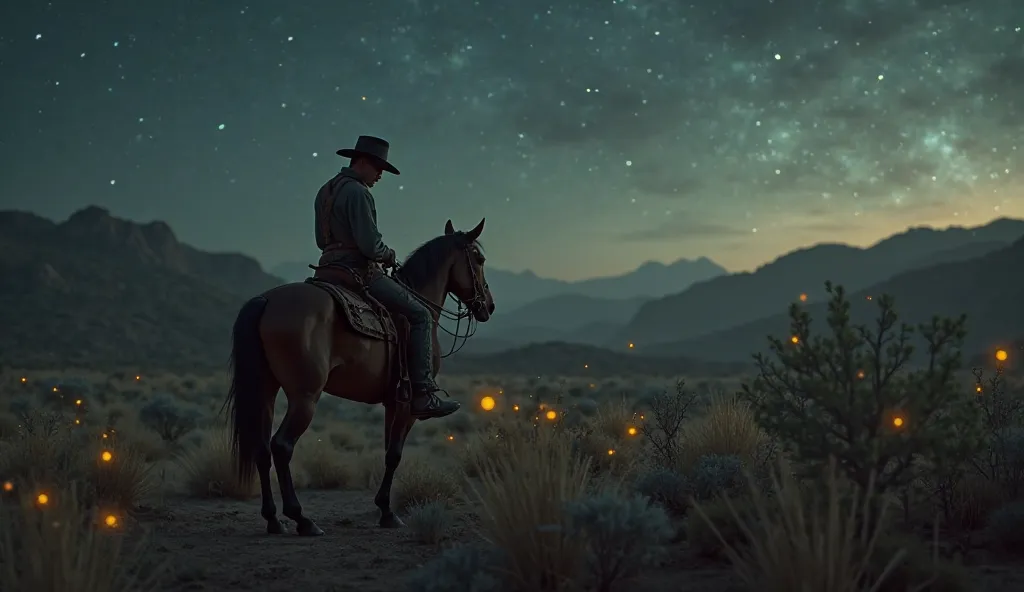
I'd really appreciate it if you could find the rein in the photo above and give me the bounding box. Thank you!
[388,245,485,358]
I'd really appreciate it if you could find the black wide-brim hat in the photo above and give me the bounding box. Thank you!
[336,135,401,175]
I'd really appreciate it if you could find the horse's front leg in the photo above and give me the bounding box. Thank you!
[374,403,414,528]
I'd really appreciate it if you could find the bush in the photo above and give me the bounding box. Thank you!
[986,500,1024,551]
[693,460,904,591]
[634,468,691,516]
[689,454,745,501]
[470,426,591,591]
[685,496,756,558]
[406,545,503,592]
[406,500,454,545]
[744,283,983,497]
[138,395,199,444]
[679,394,764,471]
[565,492,674,592]
[177,431,256,499]
[870,532,971,592]
[294,438,354,490]
[639,380,699,469]
[0,484,161,591]
[392,458,462,512]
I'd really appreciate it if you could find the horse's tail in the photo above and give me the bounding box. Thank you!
[224,295,272,486]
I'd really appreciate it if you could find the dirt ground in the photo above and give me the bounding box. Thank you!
[138,489,1024,592]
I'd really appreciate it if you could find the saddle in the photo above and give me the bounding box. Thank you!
[305,264,412,403]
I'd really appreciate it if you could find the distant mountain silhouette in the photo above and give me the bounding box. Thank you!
[273,256,727,312]
[649,234,1024,363]
[620,218,1024,349]
[0,207,283,368]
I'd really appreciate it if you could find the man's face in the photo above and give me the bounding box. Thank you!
[360,159,384,187]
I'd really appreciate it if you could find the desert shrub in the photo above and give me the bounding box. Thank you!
[0,485,161,591]
[295,438,353,490]
[406,544,503,592]
[634,467,691,516]
[970,367,1024,497]
[744,283,983,497]
[470,426,591,591]
[685,496,757,558]
[565,492,674,592]
[693,460,903,591]
[679,394,764,471]
[639,380,699,469]
[177,431,256,499]
[986,499,1024,550]
[86,442,154,511]
[689,454,746,501]
[406,500,454,545]
[869,532,971,592]
[0,410,87,492]
[392,458,462,511]
[138,394,199,444]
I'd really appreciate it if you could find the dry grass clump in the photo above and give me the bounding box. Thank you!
[294,438,355,490]
[679,394,764,471]
[392,456,463,511]
[176,429,257,499]
[471,425,592,590]
[693,461,907,592]
[85,442,154,511]
[0,485,161,592]
[406,499,455,545]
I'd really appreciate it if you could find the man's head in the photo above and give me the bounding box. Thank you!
[336,135,400,188]
[349,156,386,188]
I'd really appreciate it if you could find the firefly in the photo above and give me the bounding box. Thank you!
[627,426,638,436]
[2,481,12,492]
[893,417,904,427]
[36,493,49,505]
[100,450,113,462]
[799,293,807,302]
[545,410,557,420]
[996,349,1008,362]
[790,335,799,344]
[104,514,118,527]
[480,396,496,411]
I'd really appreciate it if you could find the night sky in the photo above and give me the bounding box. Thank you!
[1,1,1022,280]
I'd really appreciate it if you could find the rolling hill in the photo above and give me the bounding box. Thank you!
[649,234,1024,363]
[619,218,1024,349]
[0,206,284,369]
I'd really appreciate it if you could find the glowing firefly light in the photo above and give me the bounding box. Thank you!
[996,349,1008,362]
[628,342,635,349]
[545,410,557,421]
[36,493,49,505]
[446,434,454,441]
[2,481,12,492]
[104,514,118,527]
[892,416,904,427]
[607,449,616,456]
[480,396,496,411]
[856,370,865,379]
[790,335,799,344]
[20,377,26,383]
[512,404,519,412]
[627,426,638,436]
[75,399,82,406]
[799,293,807,302]
[100,450,113,462]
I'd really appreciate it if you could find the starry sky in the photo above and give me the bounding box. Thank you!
[1,0,1022,281]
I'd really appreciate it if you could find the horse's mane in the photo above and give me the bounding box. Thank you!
[398,233,482,290]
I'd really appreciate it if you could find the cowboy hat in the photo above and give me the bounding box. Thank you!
[336,135,401,175]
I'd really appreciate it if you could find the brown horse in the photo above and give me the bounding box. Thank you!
[224,218,495,536]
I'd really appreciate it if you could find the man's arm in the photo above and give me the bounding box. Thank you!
[337,184,392,262]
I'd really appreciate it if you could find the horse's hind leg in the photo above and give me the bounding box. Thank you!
[256,391,283,534]
[271,390,324,536]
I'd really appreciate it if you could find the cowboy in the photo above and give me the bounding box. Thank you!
[313,135,460,420]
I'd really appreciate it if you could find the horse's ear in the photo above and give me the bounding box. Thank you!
[444,219,455,235]
[467,218,485,241]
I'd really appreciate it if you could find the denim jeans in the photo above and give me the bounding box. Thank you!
[365,274,434,387]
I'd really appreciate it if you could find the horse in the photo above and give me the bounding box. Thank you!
[223,218,495,536]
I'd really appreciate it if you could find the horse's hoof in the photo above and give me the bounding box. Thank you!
[296,519,325,536]
[380,513,406,529]
[266,519,284,535]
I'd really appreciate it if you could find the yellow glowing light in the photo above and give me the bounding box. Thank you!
[866,295,873,301]
[52,386,59,392]
[100,450,113,462]
[135,375,141,381]
[976,385,983,393]
[790,335,799,344]
[996,349,1008,362]
[74,418,81,425]
[480,396,496,411]
[512,404,519,412]
[446,434,454,441]
[584,364,589,369]
[627,426,638,436]
[799,293,808,302]
[20,377,26,383]
[892,417,904,427]
[2,481,12,492]
[104,514,118,527]
[545,410,557,421]
[856,370,865,379]
[607,449,616,456]
[639,414,645,420]
[36,493,49,505]
[589,383,595,388]
[102,433,109,439]
[75,399,82,406]
[628,342,635,349]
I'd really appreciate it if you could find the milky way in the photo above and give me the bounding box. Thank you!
[1,0,1021,279]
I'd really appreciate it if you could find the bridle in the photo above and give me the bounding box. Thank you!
[390,241,488,358]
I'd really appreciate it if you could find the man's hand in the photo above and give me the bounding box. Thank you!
[381,248,398,268]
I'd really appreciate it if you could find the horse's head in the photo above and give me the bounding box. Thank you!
[444,218,495,322]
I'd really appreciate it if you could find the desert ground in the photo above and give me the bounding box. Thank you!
[3,302,1024,591]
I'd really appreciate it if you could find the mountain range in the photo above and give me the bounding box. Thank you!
[2,206,1022,373]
